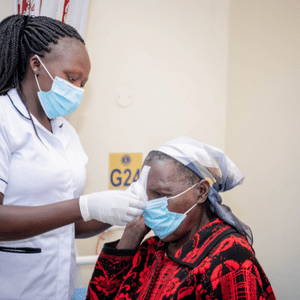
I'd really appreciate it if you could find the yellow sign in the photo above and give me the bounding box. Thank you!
[109,153,142,189]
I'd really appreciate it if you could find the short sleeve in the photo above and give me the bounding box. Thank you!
[0,115,11,194]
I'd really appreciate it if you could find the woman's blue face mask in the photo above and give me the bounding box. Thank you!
[34,55,84,119]
[142,182,198,240]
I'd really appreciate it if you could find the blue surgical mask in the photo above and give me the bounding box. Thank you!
[143,182,198,240]
[34,55,84,119]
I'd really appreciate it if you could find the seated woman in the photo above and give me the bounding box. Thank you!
[86,136,276,300]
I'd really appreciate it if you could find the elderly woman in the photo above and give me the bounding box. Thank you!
[86,137,276,300]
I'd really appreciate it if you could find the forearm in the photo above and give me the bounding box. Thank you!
[75,220,111,239]
[116,215,150,250]
[0,197,82,241]
[117,231,146,250]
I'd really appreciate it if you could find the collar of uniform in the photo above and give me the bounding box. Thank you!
[7,89,70,148]
[162,218,234,268]
[51,117,70,149]
[7,88,31,120]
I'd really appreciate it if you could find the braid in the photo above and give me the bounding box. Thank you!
[0,14,85,145]
[0,14,84,95]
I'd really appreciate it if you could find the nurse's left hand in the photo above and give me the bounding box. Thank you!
[79,190,145,226]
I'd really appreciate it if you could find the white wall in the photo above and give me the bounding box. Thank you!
[226,1,300,299]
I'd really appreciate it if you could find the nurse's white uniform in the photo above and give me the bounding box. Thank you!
[0,89,88,299]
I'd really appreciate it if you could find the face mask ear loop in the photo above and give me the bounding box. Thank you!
[168,182,199,200]
[34,75,42,91]
[184,203,198,215]
[34,55,54,81]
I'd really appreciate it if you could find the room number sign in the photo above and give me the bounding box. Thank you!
[109,153,142,189]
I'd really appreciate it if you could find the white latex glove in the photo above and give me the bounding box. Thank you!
[79,190,145,226]
[126,166,150,202]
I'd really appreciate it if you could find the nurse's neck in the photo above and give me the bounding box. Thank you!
[20,77,52,133]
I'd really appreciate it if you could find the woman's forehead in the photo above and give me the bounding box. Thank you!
[146,160,184,190]
[43,37,89,64]
[147,160,176,178]
[41,36,91,79]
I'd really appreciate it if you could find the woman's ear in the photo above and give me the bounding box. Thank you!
[195,179,210,204]
[28,55,41,76]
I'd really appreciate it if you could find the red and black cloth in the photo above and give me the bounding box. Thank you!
[86,218,276,299]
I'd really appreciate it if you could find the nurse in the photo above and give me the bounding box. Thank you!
[0,14,145,299]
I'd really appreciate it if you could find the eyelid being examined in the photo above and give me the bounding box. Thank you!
[67,73,78,79]
[154,190,173,199]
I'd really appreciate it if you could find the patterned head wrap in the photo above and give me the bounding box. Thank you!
[155,136,253,245]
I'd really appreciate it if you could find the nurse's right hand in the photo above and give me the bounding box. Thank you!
[79,190,145,226]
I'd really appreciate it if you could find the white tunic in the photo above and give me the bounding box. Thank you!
[0,89,88,299]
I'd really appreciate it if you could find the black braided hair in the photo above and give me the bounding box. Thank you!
[0,14,84,95]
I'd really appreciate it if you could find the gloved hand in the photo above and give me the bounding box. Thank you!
[126,166,150,202]
[79,190,145,226]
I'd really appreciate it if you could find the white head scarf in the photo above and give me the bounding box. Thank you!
[155,136,253,245]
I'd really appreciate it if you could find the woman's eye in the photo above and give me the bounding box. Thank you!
[67,75,76,82]
[154,193,164,198]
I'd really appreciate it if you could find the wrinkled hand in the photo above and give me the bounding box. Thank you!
[79,190,145,226]
[117,215,151,250]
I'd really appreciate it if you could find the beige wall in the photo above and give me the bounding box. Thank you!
[71,0,229,194]
[226,0,300,298]
[0,0,13,20]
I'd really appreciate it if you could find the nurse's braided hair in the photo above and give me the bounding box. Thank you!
[0,14,84,95]
[0,14,84,142]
